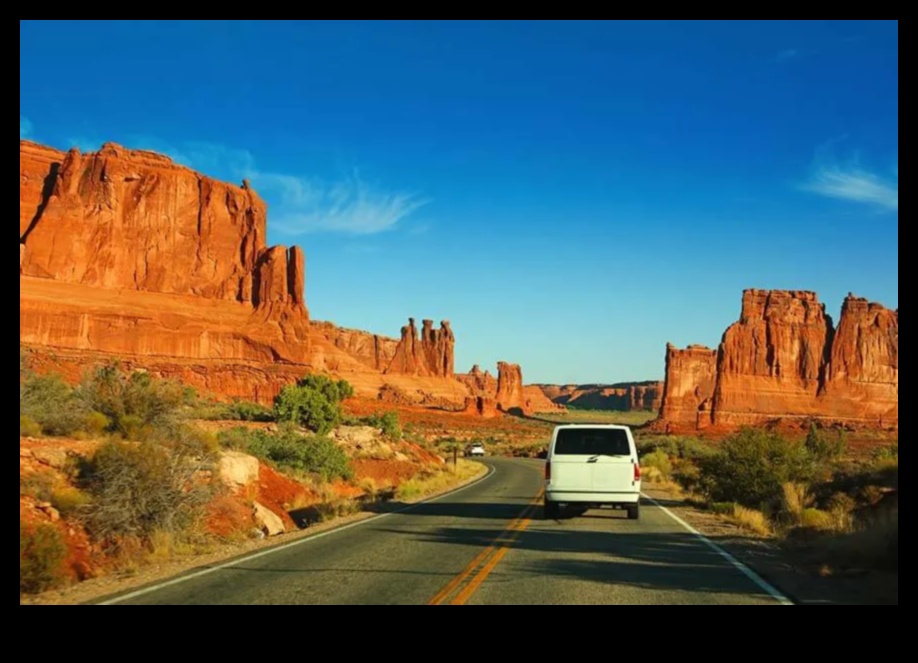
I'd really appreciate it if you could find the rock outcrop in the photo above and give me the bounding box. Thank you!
[457,364,498,396]
[658,346,718,428]
[496,362,525,412]
[20,141,298,311]
[537,382,664,412]
[657,289,898,430]
[384,319,455,377]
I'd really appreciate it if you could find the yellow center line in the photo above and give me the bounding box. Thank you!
[428,490,543,606]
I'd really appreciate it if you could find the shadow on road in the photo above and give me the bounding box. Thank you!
[379,524,777,600]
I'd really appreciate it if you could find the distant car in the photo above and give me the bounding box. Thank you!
[467,444,486,457]
[543,424,641,520]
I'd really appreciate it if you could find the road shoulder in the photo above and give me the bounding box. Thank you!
[642,487,898,606]
[21,461,492,606]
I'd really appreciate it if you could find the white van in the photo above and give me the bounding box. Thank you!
[543,424,642,520]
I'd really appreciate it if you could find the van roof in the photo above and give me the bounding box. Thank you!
[551,424,632,430]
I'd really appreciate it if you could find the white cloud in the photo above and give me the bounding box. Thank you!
[256,169,429,236]
[20,116,32,138]
[804,162,899,212]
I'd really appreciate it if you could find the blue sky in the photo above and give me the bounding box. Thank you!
[20,20,898,384]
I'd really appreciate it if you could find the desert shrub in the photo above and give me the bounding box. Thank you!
[218,427,352,482]
[20,522,68,594]
[20,348,32,382]
[640,450,673,481]
[363,411,403,441]
[20,415,42,438]
[697,427,815,509]
[20,471,56,502]
[226,400,274,422]
[78,364,188,437]
[872,441,898,463]
[805,424,847,462]
[19,373,88,437]
[79,428,217,543]
[274,376,354,435]
[51,486,92,518]
[83,411,112,438]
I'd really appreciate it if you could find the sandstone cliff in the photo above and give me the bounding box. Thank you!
[657,346,718,427]
[656,290,898,430]
[19,139,474,406]
[20,141,299,312]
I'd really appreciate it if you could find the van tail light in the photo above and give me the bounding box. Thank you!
[634,462,642,482]
[545,461,551,481]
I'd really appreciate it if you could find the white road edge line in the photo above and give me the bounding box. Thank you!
[97,462,497,605]
[643,494,795,606]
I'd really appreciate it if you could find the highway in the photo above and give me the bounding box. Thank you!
[95,458,792,605]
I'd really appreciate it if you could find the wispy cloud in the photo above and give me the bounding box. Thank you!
[20,116,32,138]
[801,144,898,212]
[259,170,429,236]
[775,48,799,63]
[59,136,429,235]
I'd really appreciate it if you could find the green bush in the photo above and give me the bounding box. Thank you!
[640,450,673,480]
[218,427,353,482]
[80,428,217,543]
[20,522,68,595]
[363,412,403,441]
[697,428,815,509]
[805,424,847,462]
[226,400,274,422]
[20,348,32,383]
[20,373,88,437]
[20,415,42,438]
[273,375,354,435]
[78,364,188,438]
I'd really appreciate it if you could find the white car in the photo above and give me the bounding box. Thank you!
[543,424,642,520]
[467,444,486,457]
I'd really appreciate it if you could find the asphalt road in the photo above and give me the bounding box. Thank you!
[95,458,792,605]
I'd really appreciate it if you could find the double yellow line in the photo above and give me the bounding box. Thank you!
[428,491,544,606]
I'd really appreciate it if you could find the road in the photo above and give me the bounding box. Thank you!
[95,458,792,605]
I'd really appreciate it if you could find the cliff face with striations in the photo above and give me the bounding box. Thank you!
[20,141,294,310]
[19,140,477,405]
[658,346,718,428]
[821,296,898,425]
[656,289,898,430]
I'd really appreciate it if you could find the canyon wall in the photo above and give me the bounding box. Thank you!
[457,363,561,414]
[656,289,898,430]
[19,139,470,406]
[538,382,664,411]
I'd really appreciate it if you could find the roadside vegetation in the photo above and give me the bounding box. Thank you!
[19,351,479,598]
[637,425,898,574]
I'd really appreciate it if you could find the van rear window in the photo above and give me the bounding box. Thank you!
[554,429,631,456]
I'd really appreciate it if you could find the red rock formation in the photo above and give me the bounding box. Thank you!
[463,396,498,418]
[821,295,898,425]
[522,385,564,413]
[384,318,454,377]
[711,290,830,426]
[496,362,525,412]
[658,345,718,428]
[311,323,399,371]
[457,364,498,396]
[20,141,295,309]
[656,289,898,430]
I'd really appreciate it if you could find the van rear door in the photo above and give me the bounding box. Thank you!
[552,428,635,493]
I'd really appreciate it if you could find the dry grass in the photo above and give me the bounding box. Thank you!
[396,460,483,502]
[728,505,773,537]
